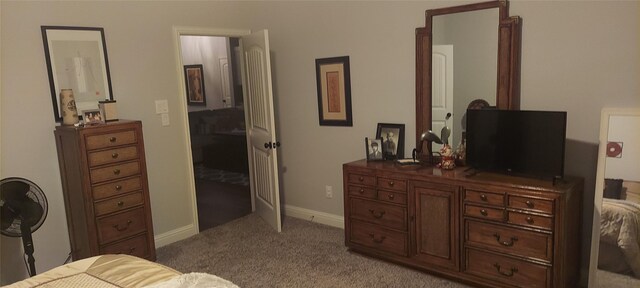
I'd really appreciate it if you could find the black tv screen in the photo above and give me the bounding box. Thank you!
[466,109,567,180]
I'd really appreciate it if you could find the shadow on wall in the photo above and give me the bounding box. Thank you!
[564,138,599,286]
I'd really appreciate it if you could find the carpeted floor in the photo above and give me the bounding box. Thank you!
[194,164,249,186]
[157,214,470,288]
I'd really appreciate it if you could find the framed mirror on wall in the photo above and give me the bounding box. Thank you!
[589,108,640,287]
[414,0,521,160]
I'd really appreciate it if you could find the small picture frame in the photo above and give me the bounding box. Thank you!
[376,123,405,160]
[365,137,384,161]
[82,109,104,125]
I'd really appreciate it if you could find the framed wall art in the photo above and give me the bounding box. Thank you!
[42,26,114,122]
[376,123,405,159]
[315,56,352,126]
[184,64,206,106]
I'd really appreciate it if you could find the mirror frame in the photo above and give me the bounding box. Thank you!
[415,0,521,156]
[589,108,640,287]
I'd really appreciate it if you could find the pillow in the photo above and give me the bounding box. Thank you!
[603,178,623,199]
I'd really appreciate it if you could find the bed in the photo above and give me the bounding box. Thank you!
[599,179,640,278]
[4,254,238,288]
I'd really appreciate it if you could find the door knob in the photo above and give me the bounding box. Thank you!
[264,142,273,149]
[264,141,281,149]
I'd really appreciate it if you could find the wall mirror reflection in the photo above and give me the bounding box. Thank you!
[590,108,640,287]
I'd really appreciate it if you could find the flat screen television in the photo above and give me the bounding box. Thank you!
[465,109,567,180]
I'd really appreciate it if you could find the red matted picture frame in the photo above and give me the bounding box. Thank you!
[315,56,352,126]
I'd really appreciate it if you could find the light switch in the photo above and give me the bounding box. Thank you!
[155,100,169,114]
[161,113,170,126]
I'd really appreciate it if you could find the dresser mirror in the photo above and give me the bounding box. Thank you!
[589,108,640,287]
[415,0,521,159]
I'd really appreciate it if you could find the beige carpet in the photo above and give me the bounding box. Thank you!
[156,214,470,288]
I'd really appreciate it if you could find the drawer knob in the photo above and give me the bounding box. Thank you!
[387,193,395,200]
[480,209,488,216]
[359,188,365,194]
[112,152,119,159]
[388,181,394,186]
[480,194,487,201]
[525,200,534,208]
[493,233,518,247]
[128,247,136,253]
[109,136,117,143]
[368,209,386,219]
[526,216,534,224]
[113,220,132,231]
[493,263,518,277]
[115,185,122,191]
[368,233,386,244]
[358,176,364,182]
[113,169,121,175]
[117,201,124,207]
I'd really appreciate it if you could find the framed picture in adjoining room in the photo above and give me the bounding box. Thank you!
[365,137,384,161]
[376,123,405,159]
[315,56,352,126]
[184,64,206,106]
[41,26,114,122]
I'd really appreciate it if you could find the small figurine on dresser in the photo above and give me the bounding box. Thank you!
[438,143,456,170]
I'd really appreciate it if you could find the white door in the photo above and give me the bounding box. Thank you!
[431,45,454,152]
[241,30,282,232]
[219,57,232,108]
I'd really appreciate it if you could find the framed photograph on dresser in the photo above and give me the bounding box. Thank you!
[365,137,384,161]
[376,123,405,160]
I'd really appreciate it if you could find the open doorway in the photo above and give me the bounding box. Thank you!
[180,35,251,231]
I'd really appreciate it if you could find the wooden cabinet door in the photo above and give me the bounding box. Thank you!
[410,180,460,271]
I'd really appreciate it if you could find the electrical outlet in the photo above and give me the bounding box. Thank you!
[155,100,169,114]
[161,113,170,126]
[325,185,333,199]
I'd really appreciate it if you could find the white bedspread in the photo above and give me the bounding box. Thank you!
[600,198,640,277]
[143,273,239,288]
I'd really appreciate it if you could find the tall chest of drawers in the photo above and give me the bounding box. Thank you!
[54,120,156,261]
[343,160,583,288]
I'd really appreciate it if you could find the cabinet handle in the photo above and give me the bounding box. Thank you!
[113,220,132,231]
[109,136,117,143]
[493,263,518,277]
[493,233,518,247]
[368,209,386,219]
[368,233,386,243]
[480,209,488,216]
[358,176,364,182]
[525,200,534,208]
[115,185,122,191]
[117,201,124,207]
[111,152,119,159]
[388,181,394,187]
[480,194,487,201]
[387,193,395,200]
[359,188,365,194]
[526,216,534,224]
[113,169,121,175]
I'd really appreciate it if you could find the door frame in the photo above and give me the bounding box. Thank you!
[172,26,251,233]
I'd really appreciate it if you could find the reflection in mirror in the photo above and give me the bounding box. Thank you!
[590,108,640,287]
[431,8,498,150]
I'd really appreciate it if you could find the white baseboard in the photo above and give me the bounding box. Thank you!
[154,223,198,248]
[284,205,344,229]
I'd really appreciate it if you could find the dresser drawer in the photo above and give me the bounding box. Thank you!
[347,173,375,187]
[350,220,407,256]
[466,220,553,261]
[377,190,407,205]
[92,177,142,200]
[508,212,553,230]
[465,248,550,288]
[465,189,504,206]
[464,204,504,222]
[377,177,407,192]
[94,192,144,217]
[508,195,553,214]
[347,185,376,199]
[100,234,149,259]
[88,146,139,167]
[90,161,140,184]
[350,198,406,230]
[97,207,147,244]
[85,130,137,150]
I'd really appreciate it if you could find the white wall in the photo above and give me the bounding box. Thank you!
[1,0,638,285]
[180,35,229,112]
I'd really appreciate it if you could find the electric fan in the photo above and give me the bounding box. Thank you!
[0,177,48,277]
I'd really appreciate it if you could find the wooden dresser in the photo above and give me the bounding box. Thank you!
[54,120,156,261]
[343,159,583,288]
